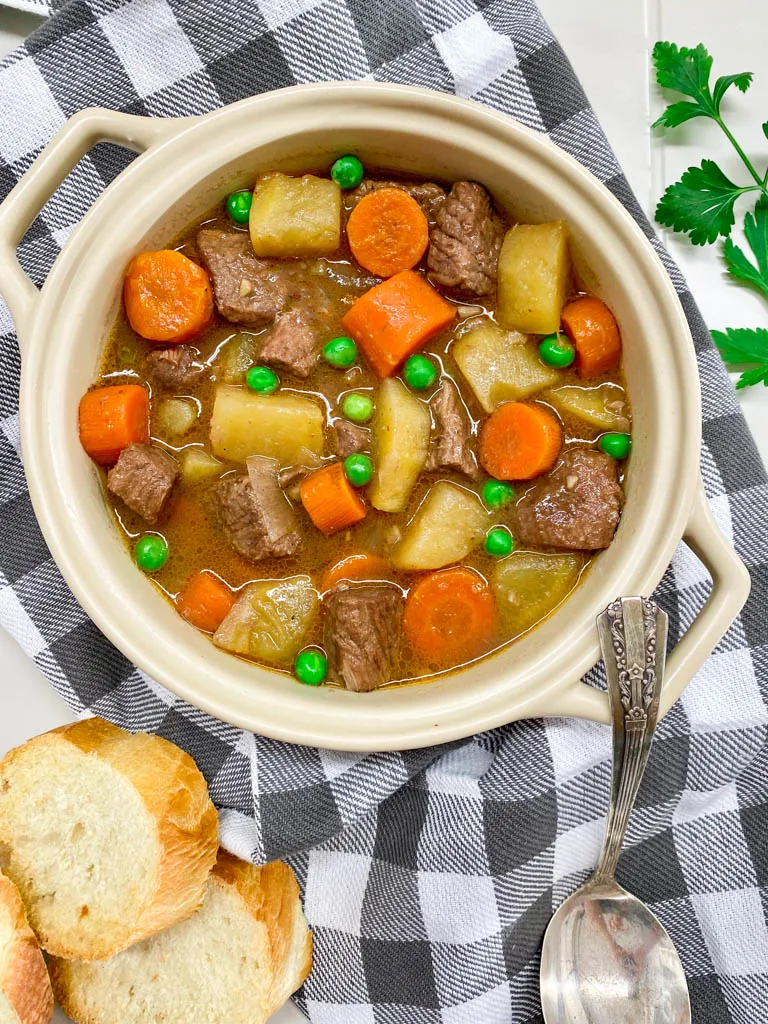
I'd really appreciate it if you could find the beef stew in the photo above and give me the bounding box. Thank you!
[78,158,632,691]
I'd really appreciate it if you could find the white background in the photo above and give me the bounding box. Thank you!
[0,2,766,1020]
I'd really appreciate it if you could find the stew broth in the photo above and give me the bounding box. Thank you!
[89,170,630,688]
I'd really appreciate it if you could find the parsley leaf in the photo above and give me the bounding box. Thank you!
[652,42,754,127]
[652,43,716,127]
[656,160,750,244]
[652,42,714,107]
[654,100,708,128]
[711,327,768,388]
[723,198,768,297]
[737,365,768,387]
[724,239,768,295]
[744,197,768,268]
[763,121,768,141]
[712,72,753,109]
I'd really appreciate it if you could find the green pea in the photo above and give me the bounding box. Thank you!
[134,534,168,572]
[226,190,252,225]
[403,354,437,391]
[599,432,632,459]
[343,453,373,487]
[342,392,373,423]
[295,649,328,686]
[323,336,357,368]
[330,155,364,190]
[246,365,279,393]
[485,527,514,558]
[539,332,576,368]
[482,479,515,510]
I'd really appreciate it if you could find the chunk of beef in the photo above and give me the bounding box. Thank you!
[259,307,318,379]
[426,379,480,479]
[197,229,287,327]
[107,443,179,524]
[324,584,402,692]
[513,449,624,551]
[347,179,446,223]
[332,419,371,457]
[428,181,505,299]
[144,345,204,390]
[215,463,300,562]
[278,464,312,501]
[246,455,302,542]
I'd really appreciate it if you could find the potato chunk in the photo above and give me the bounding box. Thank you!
[369,378,431,512]
[155,398,197,437]
[213,576,319,666]
[210,386,325,465]
[392,481,489,570]
[492,551,584,635]
[453,322,560,413]
[180,447,223,484]
[216,333,258,384]
[249,172,341,258]
[497,221,569,335]
[544,383,630,432]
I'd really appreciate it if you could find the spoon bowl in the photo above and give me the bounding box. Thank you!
[540,597,691,1023]
[541,878,690,1023]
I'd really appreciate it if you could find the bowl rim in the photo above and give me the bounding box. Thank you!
[16,83,704,749]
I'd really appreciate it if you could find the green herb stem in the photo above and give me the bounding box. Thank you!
[715,115,768,194]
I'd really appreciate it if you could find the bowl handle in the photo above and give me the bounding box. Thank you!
[550,481,751,725]
[0,108,185,344]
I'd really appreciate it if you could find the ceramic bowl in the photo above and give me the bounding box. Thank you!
[0,84,750,750]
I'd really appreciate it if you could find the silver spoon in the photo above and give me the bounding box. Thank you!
[540,596,691,1024]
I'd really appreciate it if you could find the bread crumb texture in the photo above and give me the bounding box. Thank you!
[0,719,218,960]
[50,851,312,1024]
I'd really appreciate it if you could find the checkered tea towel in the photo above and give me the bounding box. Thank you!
[0,0,49,14]
[1,2,767,1021]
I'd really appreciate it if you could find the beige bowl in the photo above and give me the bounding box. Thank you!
[0,84,750,750]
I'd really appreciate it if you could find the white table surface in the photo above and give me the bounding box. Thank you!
[0,3,766,1021]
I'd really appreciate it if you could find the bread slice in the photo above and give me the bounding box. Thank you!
[0,718,218,961]
[50,850,312,1024]
[0,871,53,1024]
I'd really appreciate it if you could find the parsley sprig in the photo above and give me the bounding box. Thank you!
[724,198,768,298]
[653,41,768,388]
[710,328,768,388]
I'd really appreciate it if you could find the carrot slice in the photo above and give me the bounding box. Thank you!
[123,249,214,344]
[561,295,622,377]
[403,567,497,666]
[341,270,456,377]
[300,463,367,536]
[346,188,429,278]
[479,402,562,481]
[78,384,149,465]
[320,552,390,592]
[177,570,236,634]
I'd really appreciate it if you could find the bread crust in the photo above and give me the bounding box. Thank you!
[0,718,219,960]
[214,851,312,1013]
[50,850,312,1024]
[0,873,54,1024]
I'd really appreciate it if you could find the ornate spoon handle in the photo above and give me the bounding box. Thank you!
[594,597,668,881]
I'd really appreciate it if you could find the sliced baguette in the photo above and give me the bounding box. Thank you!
[0,718,218,961]
[50,850,312,1024]
[0,871,53,1024]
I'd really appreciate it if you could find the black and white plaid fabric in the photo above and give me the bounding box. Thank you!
[1,2,767,1021]
[0,0,49,13]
